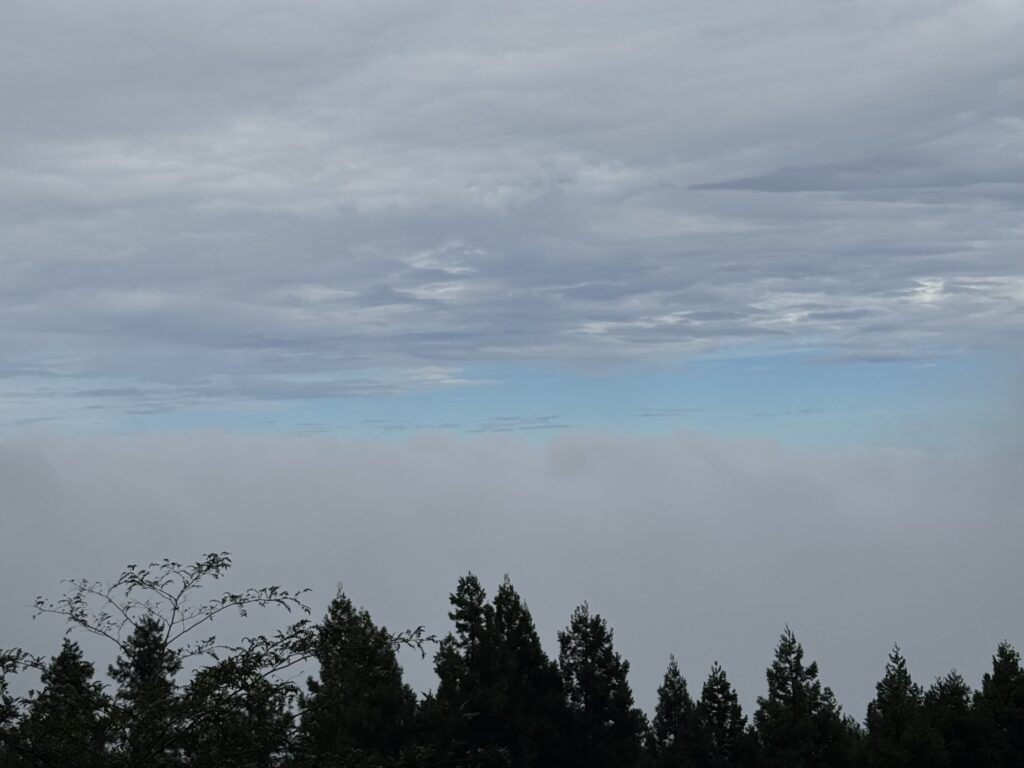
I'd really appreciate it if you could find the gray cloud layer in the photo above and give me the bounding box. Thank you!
[2,1,1022,413]
[2,430,1021,716]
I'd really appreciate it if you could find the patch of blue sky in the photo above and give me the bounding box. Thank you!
[157,351,1003,451]
[2,350,1003,453]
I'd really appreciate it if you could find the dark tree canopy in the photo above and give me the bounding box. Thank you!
[697,661,749,768]
[427,574,565,767]
[1,554,1022,768]
[1,553,314,768]
[754,626,856,768]
[108,616,183,766]
[650,655,700,767]
[924,670,989,768]
[558,602,645,768]
[15,640,108,768]
[975,641,1024,768]
[296,589,416,766]
[864,645,944,768]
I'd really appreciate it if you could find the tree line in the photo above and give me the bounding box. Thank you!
[2,554,1022,767]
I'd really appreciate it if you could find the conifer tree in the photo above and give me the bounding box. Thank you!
[488,577,566,766]
[297,590,416,766]
[428,573,504,765]
[924,670,989,768]
[16,640,108,768]
[428,575,565,767]
[108,616,183,767]
[753,627,854,768]
[864,645,944,767]
[650,655,700,767]
[975,642,1024,768]
[558,602,644,768]
[697,661,748,768]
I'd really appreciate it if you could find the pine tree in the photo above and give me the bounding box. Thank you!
[753,627,854,768]
[108,616,182,767]
[297,590,416,766]
[975,642,1024,768]
[924,670,989,768]
[15,640,108,768]
[697,661,748,768]
[558,602,644,768]
[488,577,566,766]
[650,655,700,767]
[865,645,944,768]
[428,575,565,767]
[428,573,505,765]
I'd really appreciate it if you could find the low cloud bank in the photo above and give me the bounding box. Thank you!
[1,430,1021,717]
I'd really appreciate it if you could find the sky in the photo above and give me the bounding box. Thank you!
[1,0,1023,717]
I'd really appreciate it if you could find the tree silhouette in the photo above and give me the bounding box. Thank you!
[296,589,417,766]
[14,640,108,767]
[558,602,645,768]
[650,655,701,766]
[864,645,944,767]
[924,670,989,768]
[697,661,749,768]
[754,627,854,768]
[427,574,565,767]
[975,641,1024,768]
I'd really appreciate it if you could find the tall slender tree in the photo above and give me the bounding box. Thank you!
[13,640,108,768]
[296,590,416,766]
[650,655,700,767]
[975,642,1024,768]
[428,575,565,767]
[697,661,748,768]
[753,627,854,768]
[558,602,645,768]
[865,645,944,767]
[488,577,566,766]
[428,573,505,765]
[107,616,182,767]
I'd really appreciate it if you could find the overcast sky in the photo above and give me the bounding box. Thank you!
[1,0,1023,720]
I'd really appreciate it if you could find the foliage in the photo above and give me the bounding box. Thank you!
[650,655,700,767]
[975,642,1024,768]
[924,670,989,768]
[697,661,749,768]
[2,553,313,768]
[12,640,108,767]
[295,590,417,765]
[753,626,855,768]
[428,574,565,767]
[558,602,645,768]
[864,645,944,768]
[1,553,1022,767]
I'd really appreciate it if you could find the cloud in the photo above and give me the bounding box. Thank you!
[470,415,571,433]
[0,1,1022,417]
[1,429,1021,717]
[633,408,702,419]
